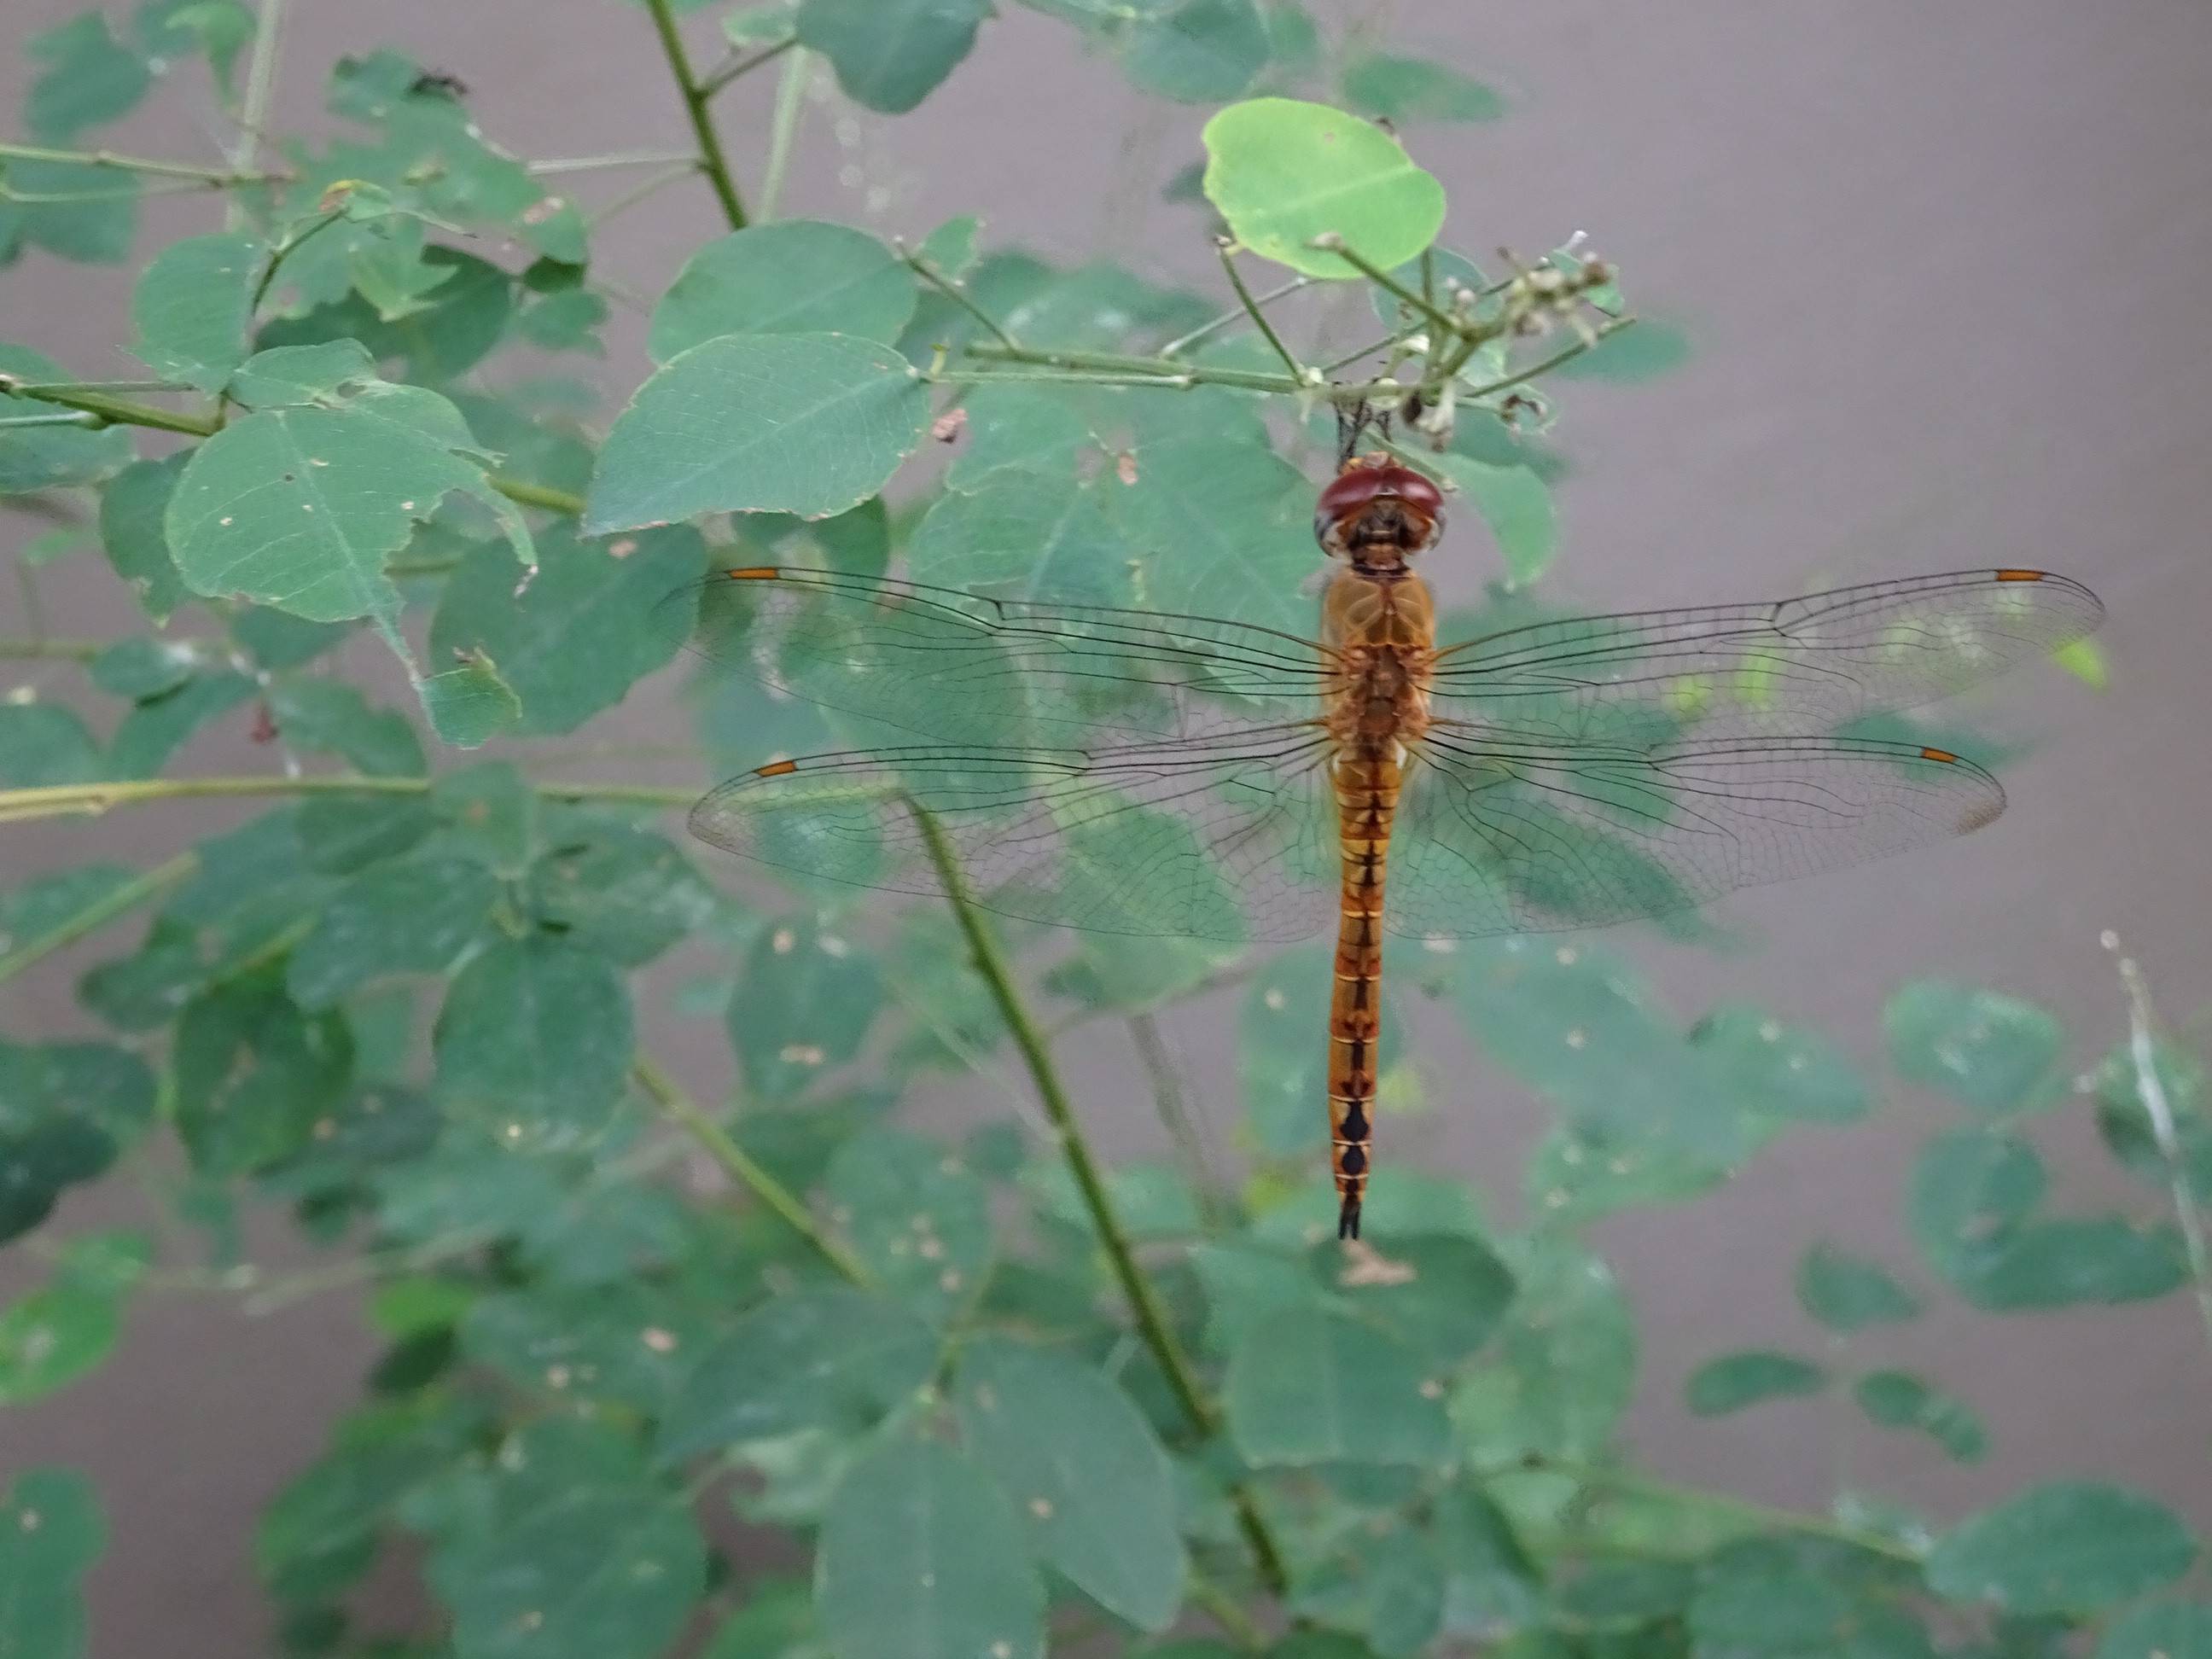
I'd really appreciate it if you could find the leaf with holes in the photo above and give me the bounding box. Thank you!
[825,1128,993,1325]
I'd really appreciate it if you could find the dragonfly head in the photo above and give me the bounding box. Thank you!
[1314,456,1446,563]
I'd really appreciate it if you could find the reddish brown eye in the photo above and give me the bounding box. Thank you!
[1315,467,1393,524]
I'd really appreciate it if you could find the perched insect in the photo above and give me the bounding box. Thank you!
[659,434,2101,1239]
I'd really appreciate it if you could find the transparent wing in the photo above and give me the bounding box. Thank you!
[655,565,1335,751]
[687,726,1341,941]
[1429,569,2103,744]
[1381,726,2007,938]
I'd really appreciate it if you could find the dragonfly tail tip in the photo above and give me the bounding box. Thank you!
[1337,1196,1362,1241]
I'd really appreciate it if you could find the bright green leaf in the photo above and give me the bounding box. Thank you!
[96,454,189,620]
[1202,98,1446,279]
[1684,1350,1827,1416]
[817,1436,1045,1659]
[1927,1481,2197,1615]
[416,648,522,748]
[1691,1004,1871,1126]
[797,0,989,114]
[1225,1307,1448,1466]
[649,221,917,361]
[953,1336,1186,1632]
[585,333,928,533]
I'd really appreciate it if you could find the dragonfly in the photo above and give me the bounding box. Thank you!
[658,449,2103,1241]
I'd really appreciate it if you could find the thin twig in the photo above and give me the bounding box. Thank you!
[0,637,104,660]
[632,1057,873,1284]
[899,247,1020,349]
[1456,316,1634,402]
[585,161,701,229]
[0,774,696,828]
[0,140,288,187]
[527,149,700,175]
[904,798,1291,1597]
[0,852,199,988]
[2108,934,2212,1367]
[0,410,102,429]
[755,45,810,223]
[1161,274,1313,358]
[1310,233,1460,340]
[642,0,748,229]
[226,0,286,178]
[701,35,800,97]
[1214,242,1308,381]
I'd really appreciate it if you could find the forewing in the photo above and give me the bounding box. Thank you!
[690,726,1341,941]
[1429,569,2102,745]
[655,565,1333,751]
[1381,727,2007,938]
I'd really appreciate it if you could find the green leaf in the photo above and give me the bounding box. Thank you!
[97,454,189,620]
[429,521,702,735]
[1691,1004,1871,1126]
[797,0,989,113]
[907,461,1131,602]
[107,667,258,777]
[0,1469,104,1659]
[649,221,917,361]
[1452,1235,1636,1464]
[1118,422,1314,632]
[88,637,196,701]
[1121,0,1269,102]
[527,824,713,967]
[173,970,354,1176]
[658,1288,937,1458]
[266,677,425,775]
[825,1128,992,1325]
[0,703,102,787]
[129,230,262,392]
[27,14,152,140]
[425,1417,707,1659]
[1339,54,1503,123]
[1428,451,1555,588]
[416,646,523,748]
[461,1280,705,1415]
[1854,1370,1987,1463]
[1311,1231,1516,1365]
[1688,1538,1924,1659]
[0,160,140,265]
[817,1436,1045,1659]
[729,916,884,1101]
[1796,1243,1922,1333]
[1202,98,1446,279]
[953,1336,1186,1631]
[2098,1603,2212,1659]
[0,344,134,492]
[1927,1481,2197,1615]
[166,382,530,632]
[434,936,635,1151]
[1684,1350,1827,1416]
[284,855,499,1007]
[1225,1306,1449,1466]
[0,1235,148,1404]
[1884,979,2066,1115]
[585,333,928,533]
[941,385,1094,492]
[1239,942,1336,1155]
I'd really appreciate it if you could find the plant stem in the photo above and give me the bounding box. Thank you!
[701,35,800,97]
[0,410,101,429]
[959,340,1304,398]
[1185,1569,1267,1651]
[1215,242,1309,382]
[527,149,700,175]
[642,0,748,230]
[905,800,1291,1597]
[0,852,198,987]
[227,0,286,177]
[632,1057,874,1285]
[755,45,810,223]
[2109,936,2212,1367]
[0,140,288,187]
[0,773,696,827]
[1510,1456,1924,1563]
[586,162,702,230]
[901,247,1021,349]
[0,637,104,660]
[1161,274,1313,358]
[0,380,587,517]
[1311,233,1461,340]
[1457,316,1633,401]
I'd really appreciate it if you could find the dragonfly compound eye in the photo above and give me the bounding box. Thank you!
[1314,463,1447,556]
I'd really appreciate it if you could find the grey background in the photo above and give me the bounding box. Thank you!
[4,1,2211,1652]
